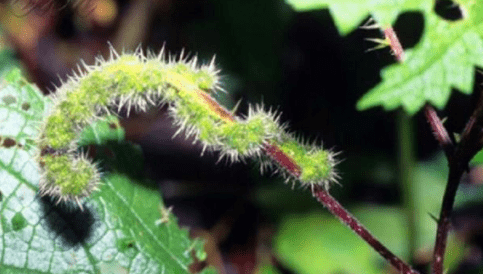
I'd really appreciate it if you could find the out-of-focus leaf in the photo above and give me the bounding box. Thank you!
[274,207,408,274]
[412,153,466,271]
[471,149,483,165]
[255,264,282,274]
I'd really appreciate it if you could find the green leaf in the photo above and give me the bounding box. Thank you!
[0,28,19,75]
[255,264,283,274]
[287,0,483,114]
[286,0,430,35]
[274,208,408,274]
[471,149,483,164]
[358,6,483,114]
[199,267,219,274]
[0,69,211,273]
[0,68,51,148]
[412,153,446,249]
[78,115,125,146]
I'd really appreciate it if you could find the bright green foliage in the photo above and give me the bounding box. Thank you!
[286,0,483,115]
[0,68,211,273]
[286,0,431,35]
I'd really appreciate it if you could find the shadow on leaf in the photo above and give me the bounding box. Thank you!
[39,195,97,248]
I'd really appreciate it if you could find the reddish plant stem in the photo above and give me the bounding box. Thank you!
[262,140,415,273]
[432,163,465,274]
[312,186,419,274]
[383,25,405,62]
[423,104,458,274]
[261,142,301,177]
[191,86,418,273]
[428,97,483,273]
[424,104,454,160]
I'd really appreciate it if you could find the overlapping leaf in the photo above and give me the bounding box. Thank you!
[286,0,431,35]
[286,0,483,114]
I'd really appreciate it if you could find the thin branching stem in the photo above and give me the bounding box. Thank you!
[432,162,465,274]
[428,94,483,273]
[424,105,454,159]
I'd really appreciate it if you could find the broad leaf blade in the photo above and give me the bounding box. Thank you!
[286,0,430,35]
[358,8,483,114]
[286,0,483,114]
[0,68,50,147]
[0,69,209,273]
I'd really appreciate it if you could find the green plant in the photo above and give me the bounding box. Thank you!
[3,0,483,273]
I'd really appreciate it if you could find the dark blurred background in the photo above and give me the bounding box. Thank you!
[2,0,483,273]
